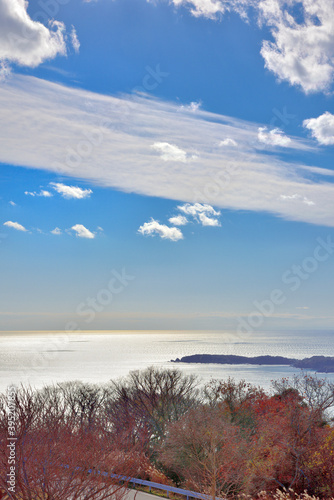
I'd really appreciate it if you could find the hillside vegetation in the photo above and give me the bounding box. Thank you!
[1,368,334,499]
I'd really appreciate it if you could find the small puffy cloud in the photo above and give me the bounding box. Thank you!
[303,112,334,145]
[0,0,67,68]
[169,0,228,19]
[258,127,291,147]
[280,194,315,206]
[71,224,95,239]
[178,202,220,217]
[138,219,183,241]
[51,227,62,235]
[168,215,188,226]
[9,201,16,206]
[180,101,201,112]
[198,213,221,226]
[4,220,27,232]
[178,203,221,226]
[25,189,52,197]
[219,138,238,147]
[70,26,80,53]
[151,142,197,162]
[50,182,92,199]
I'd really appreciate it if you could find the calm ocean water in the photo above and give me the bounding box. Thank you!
[1,330,334,393]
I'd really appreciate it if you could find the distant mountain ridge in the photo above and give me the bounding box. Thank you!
[171,354,334,373]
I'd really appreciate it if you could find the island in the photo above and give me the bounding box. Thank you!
[171,354,334,373]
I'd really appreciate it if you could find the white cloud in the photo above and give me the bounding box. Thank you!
[71,224,95,239]
[258,127,291,147]
[168,215,189,226]
[50,183,92,199]
[0,0,67,68]
[280,194,315,206]
[4,220,27,232]
[179,101,201,112]
[178,203,221,226]
[219,138,238,147]
[9,201,16,206]
[25,189,52,197]
[198,213,221,226]
[303,112,334,145]
[70,26,80,53]
[178,202,220,217]
[168,0,254,20]
[0,75,333,228]
[151,142,196,162]
[51,227,62,235]
[259,0,334,94]
[0,60,11,82]
[160,0,334,94]
[138,219,183,241]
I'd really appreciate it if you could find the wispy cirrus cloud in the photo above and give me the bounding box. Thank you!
[0,60,11,82]
[0,75,333,227]
[70,26,80,54]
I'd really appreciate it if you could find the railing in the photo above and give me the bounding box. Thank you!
[63,466,221,500]
[90,471,217,500]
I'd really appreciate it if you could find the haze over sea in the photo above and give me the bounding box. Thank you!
[1,330,334,393]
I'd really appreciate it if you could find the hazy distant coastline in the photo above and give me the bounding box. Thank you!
[172,354,334,373]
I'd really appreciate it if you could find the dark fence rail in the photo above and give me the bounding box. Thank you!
[94,471,217,500]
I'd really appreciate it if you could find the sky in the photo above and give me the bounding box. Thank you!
[0,0,334,333]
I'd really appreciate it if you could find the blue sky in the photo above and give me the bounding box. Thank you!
[0,0,334,332]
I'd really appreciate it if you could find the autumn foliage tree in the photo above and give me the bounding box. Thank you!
[161,404,249,497]
[0,384,143,500]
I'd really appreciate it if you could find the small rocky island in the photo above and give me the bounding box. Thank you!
[171,354,334,373]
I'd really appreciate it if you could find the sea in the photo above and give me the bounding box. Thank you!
[0,330,334,394]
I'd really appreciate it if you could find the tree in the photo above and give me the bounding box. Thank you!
[204,377,265,430]
[245,389,325,494]
[0,385,142,500]
[105,367,199,453]
[272,373,334,420]
[160,404,248,498]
